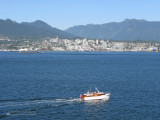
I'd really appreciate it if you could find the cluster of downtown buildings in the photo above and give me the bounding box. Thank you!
[0,37,160,52]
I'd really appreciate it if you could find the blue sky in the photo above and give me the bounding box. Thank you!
[0,0,160,30]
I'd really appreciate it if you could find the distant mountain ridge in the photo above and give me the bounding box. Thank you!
[21,20,53,30]
[1,18,160,41]
[0,19,76,40]
[65,19,160,41]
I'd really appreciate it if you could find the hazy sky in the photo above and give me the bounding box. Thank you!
[1,0,160,30]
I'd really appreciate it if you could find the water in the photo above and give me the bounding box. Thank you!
[0,51,160,120]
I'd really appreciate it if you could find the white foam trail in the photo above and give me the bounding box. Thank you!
[0,98,81,108]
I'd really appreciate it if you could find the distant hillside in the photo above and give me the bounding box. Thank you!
[65,19,160,41]
[0,19,76,40]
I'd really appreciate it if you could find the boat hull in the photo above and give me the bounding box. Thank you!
[82,93,110,101]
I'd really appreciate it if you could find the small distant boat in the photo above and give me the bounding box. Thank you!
[80,88,110,101]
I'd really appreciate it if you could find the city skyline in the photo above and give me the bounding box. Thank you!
[1,0,160,30]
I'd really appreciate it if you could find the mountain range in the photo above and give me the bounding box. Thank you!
[65,19,160,41]
[0,19,75,40]
[1,19,160,41]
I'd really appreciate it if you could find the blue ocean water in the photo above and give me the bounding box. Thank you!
[0,51,160,120]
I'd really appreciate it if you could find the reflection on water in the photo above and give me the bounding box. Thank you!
[84,99,109,106]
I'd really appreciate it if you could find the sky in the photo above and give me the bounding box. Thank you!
[0,0,160,30]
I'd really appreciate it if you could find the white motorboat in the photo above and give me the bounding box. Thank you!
[80,88,110,101]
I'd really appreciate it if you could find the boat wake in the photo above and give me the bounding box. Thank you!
[0,98,81,118]
[0,97,110,118]
[0,98,81,109]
